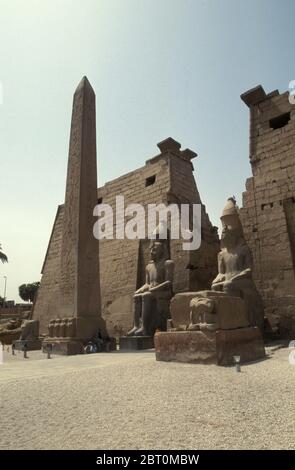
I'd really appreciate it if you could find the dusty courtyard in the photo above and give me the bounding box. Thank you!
[0,344,294,450]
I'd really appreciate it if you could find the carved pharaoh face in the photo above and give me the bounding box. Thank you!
[150,241,164,262]
[221,225,239,248]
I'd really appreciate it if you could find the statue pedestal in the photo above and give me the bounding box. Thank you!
[42,337,117,355]
[216,327,265,365]
[155,330,216,364]
[154,327,265,366]
[119,336,154,351]
[42,338,84,355]
[13,339,42,351]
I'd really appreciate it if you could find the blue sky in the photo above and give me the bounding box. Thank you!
[0,0,294,301]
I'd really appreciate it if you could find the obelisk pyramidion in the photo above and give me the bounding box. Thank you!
[58,76,107,340]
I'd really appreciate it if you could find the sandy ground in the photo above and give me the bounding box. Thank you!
[0,344,294,450]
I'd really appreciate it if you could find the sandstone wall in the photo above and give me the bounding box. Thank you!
[240,86,295,335]
[32,206,64,334]
[168,153,219,294]
[97,140,218,336]
[97,154,171,335]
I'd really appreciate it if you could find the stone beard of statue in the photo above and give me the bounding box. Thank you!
[127,239,174,337]
[211,198,264,332]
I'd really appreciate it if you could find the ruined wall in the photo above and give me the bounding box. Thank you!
[240,86,295,336]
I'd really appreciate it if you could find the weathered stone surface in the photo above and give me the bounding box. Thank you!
[189,290,250,330]
[98,141,219,336]
[33,77,108,349]
[211,198,264,332]
[170,292,200,327]
[119,335,154,350]
[240,86,295,337]
[20,320,39,340]
[155,327,265,366]
[42,338,84,355]
[13,339,42,351]
[172,290,249,331]
[216,296,249,330]
[154,330,217,364]
[59,77,105,332]
[0,319,22,344]
[127,236,174,338]
[0,329,21,345]
[216,327,265,366]
[34,135,219,338]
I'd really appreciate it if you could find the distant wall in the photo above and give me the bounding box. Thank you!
[0,306,30,322]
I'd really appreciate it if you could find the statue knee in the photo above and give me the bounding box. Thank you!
[223,280,240,297]
[223,280,232,291]
[142,291,153,302]
[211,283,222,292]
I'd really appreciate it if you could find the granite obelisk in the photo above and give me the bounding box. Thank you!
[58,76,107,337]
[36,77,108,354]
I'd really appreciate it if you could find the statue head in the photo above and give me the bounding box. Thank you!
[220,197,243,249]
[150,222,170,261]
[150,240,165,262]
[221,225,240,248]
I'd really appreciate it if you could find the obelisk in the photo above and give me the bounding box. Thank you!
[59,76,107,339]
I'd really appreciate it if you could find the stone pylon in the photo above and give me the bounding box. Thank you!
[33,77,108,353]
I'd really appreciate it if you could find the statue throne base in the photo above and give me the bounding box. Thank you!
[43,316,116,355]
[155,290,265,366]
[42,337,84,355]
[154,327,265,366]
[119,335,154,351]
